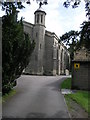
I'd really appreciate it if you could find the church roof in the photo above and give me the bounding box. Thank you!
[34,7,46,15]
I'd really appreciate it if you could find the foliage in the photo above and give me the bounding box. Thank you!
[0,0,48,9]
[63,0,81,8]
[2,3,35,95]
[60,78,71,89]
[66,91,90,113]
[79,21,90,51]
[2,89,16,102]
[1,1,25,13]
[60,30,80,60]
[60,23,90,62]
[63,0,90,19]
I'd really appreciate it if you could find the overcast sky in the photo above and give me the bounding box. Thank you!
[0,0,87,37]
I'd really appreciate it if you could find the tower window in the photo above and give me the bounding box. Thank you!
[41,15,43,23]
[37,14,39,23]
[40,44,41,49]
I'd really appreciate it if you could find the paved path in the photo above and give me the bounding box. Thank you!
[3,75,70,118]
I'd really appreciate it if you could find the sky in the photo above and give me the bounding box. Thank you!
[0,0,87,37]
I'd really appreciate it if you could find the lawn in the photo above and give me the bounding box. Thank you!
[66,91,90,113]
[60,78,71,89]
[60,78,90,113]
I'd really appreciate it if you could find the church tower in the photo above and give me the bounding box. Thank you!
[32,8,46,75]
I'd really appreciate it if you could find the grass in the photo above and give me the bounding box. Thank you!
[3,89,16,102]
[60,78,71,89]
[66,91,90,113]
[60,78,90,114]
[64,95,74,111]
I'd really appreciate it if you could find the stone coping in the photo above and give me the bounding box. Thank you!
[72,60,90,62]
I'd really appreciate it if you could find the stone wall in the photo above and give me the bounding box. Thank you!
[23,21,33,41]
[44,32,53,75]
[22,9,70,76]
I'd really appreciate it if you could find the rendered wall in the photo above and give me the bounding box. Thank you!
[72,61,90,90]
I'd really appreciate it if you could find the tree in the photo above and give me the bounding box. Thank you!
[63,0,90,19]
[59,30,80,71]
[79,21,90,50]
[59,21,90,63]
[0,0,48,8]
[63,0,90,58]
[60,30,80,60]
[0,0,48,95]
[2,2,35,95]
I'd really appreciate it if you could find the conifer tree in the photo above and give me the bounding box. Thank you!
[2,2,35,95]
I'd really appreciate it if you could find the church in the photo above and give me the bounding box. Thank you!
[23,7,70,76]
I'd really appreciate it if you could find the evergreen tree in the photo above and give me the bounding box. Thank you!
[79,21,90,51]
[2,2,35,95]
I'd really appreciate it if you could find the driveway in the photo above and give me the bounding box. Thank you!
[3,75,70,118]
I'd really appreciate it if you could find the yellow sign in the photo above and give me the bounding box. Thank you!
[74,63,80,69]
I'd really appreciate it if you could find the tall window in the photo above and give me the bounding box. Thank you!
[40,44,41,49]
[41,15,43,23]
[37,14,39,23]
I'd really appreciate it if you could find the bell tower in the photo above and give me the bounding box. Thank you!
[34,8,46,26]
[33,8,46,75]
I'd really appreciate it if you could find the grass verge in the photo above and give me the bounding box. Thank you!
[66,91,90,113]
[60,78,90,114]
[3,89,16,102]
[60,78,71,89]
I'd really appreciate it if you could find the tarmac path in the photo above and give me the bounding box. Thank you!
[3,75,70,118]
